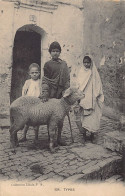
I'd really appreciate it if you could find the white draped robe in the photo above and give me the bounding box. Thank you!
[76,64,104,133]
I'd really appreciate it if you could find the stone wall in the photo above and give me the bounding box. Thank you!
[82,0,125,114]
[0,1,14,114]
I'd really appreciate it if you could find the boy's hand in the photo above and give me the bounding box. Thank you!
[38,95,48,102]
[41,97,48,102]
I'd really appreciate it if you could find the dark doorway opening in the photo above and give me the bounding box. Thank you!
[10,31,41,103]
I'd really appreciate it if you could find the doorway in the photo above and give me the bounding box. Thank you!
[10,31,41,103]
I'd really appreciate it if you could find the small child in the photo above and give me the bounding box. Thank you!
[19,63,41,142]
[22,63,41,97]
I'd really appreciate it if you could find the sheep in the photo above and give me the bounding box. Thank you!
[9,88,84,153]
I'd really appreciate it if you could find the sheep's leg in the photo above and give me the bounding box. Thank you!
[57,121,63,144]
[9,113,25,152]
[57,121,66,146]
[19,124,29,142]
[34,126,39,144]
[48,122,57,153]
[14,131,19,147]
[67,114,74,143]
[47,124,50,142]
[9,127,21,153]
[9,126,16,151]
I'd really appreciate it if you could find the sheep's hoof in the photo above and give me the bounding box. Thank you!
[33,139,39,145]
[57,141,67,146]
[50,149,56,153]
[19,138,27,143]
[11,149,16,154]
[16,143,20,147]
[50,146,56,153]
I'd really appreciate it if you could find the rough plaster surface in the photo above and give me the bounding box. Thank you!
[0,0,83,113]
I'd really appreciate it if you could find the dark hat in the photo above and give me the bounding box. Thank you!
[49,41,61,53]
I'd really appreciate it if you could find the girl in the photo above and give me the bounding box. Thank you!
[74,56,104,144]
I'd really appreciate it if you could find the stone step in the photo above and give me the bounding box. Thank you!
[103,131,125,154]
[105,175,123,183]
[62,143,122,183]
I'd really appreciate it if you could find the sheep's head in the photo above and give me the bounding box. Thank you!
[63,88,84,105]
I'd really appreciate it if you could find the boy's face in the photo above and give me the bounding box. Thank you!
[83,59,91,69]
[29,67,40,80]
[50,49,60,60]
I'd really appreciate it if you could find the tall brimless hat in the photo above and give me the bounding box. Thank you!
[49,41,61,53]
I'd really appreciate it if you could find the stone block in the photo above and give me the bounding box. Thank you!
[50,175,64,182]
[104,131,125,154]
[36,175,48,181]
[65,156,122,182]
[105,175,123,183]
[63,174,85,182]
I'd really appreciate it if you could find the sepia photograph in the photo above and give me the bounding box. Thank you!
[0,0,125,195]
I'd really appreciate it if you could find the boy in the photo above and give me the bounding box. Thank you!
[19,63,41,142]
[40,41,70,102]
[39,41,70,145]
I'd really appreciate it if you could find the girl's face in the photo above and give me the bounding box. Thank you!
[29,67,40,80]
[83,59,91,69]
[50,49,60,60]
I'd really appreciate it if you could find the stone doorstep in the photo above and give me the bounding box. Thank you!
[105,175,123,183]
[103,131,125,154]
[63,156,122,183]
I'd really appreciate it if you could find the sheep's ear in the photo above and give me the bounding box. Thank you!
[63,88,72,98]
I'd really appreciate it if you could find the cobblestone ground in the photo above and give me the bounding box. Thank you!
[0,112,123,183]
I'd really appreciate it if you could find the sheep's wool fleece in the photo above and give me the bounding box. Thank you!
[76,63,104,133]
[22,79,40,97]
